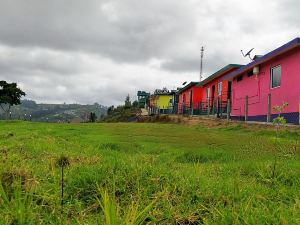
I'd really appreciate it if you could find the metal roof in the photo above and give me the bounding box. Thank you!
[197,64,243,87]
[223,37,300,80]
[176,82,200,94]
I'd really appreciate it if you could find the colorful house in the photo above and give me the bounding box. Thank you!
[177,82,203,114]
[156,94,173,110]
[198,64,243,115]
[224,37,300,124]
[149,89,174,114]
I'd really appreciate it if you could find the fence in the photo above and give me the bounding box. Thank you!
[148,97,231,118]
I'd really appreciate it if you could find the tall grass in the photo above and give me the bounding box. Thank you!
[0,121,300,223]
[0,180,34,225]
[97,188,153,225]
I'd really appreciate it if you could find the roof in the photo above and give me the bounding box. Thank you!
[197,64,243,86]
[177,82,200,94]
[223,37,300,80]
[151,92,174,96]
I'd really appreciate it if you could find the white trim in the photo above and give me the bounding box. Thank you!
[217,82,222,96]
[270,65,281,89]
[206,87,210,99]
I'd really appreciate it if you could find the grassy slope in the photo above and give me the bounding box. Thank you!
[0,121,300,224]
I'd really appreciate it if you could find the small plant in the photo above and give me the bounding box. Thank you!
[55,155,70,219]
[271,102,288,180]
[272,101,288,133]
[97,188,154,225]
[0,179,34,224]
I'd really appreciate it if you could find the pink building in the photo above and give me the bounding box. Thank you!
[224,38,300,124]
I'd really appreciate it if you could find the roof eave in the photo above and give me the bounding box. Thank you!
[197,64,243,86]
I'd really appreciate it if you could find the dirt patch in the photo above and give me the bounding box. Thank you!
[140,114,300,132]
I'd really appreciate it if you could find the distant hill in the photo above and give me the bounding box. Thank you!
[0,99,107,123]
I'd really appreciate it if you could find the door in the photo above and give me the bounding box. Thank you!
[212,85,215,103]
[227,81,232,100]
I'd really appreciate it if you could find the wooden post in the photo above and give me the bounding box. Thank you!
[191,103,193,116]
[212,99,215,116]
[267,93,271,123]
[227,99,231,121]
[245,96,248,122]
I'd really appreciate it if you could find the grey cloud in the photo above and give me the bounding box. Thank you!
[0,0,299,105]
[0,0,197,64]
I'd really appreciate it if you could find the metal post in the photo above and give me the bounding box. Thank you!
[220,98,223,117]
[207,100,210,116]
[299,96,300,125]
[245,96,248,122]
[267,93,271,123]
[227,99,231,121]
[217,98,220,118]
[199,102,201,115]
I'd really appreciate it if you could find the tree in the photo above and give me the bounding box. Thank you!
[125,94,131,108]
[132,100,139,108]
[107,106,115,116]
[89,112,97,122]
[0,81,26,119]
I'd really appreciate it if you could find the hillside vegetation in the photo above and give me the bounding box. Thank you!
[0,100,107,122]
[0,121,300,224]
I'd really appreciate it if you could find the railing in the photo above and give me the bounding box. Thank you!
[148,97,231,118]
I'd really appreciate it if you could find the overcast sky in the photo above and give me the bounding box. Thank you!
[0,0,298,106]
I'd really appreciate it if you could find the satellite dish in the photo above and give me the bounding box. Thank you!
[182,81,187,85]
[241,48,254,61]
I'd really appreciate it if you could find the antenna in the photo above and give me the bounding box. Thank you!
[241,48,254,61]
[200,46,205,81]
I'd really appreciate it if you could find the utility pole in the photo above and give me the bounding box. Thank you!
[200,46,204,81]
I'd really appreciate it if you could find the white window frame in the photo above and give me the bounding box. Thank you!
[270,65,281,89]
[217,82,222,96]
[206,87,210,99]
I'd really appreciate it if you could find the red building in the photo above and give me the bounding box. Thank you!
[199,64,243,114]
[177,82,203,113]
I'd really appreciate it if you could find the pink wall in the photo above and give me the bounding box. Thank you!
[231,47,300,117]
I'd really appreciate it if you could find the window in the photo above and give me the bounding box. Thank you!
[270,65,281,88]
[206,87,210,99]
[237,75,243,82]
[217,82,222,96]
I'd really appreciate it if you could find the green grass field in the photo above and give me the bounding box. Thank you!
[1,121,300,224]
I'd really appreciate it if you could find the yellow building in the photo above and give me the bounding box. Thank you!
[155,94,173,109]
